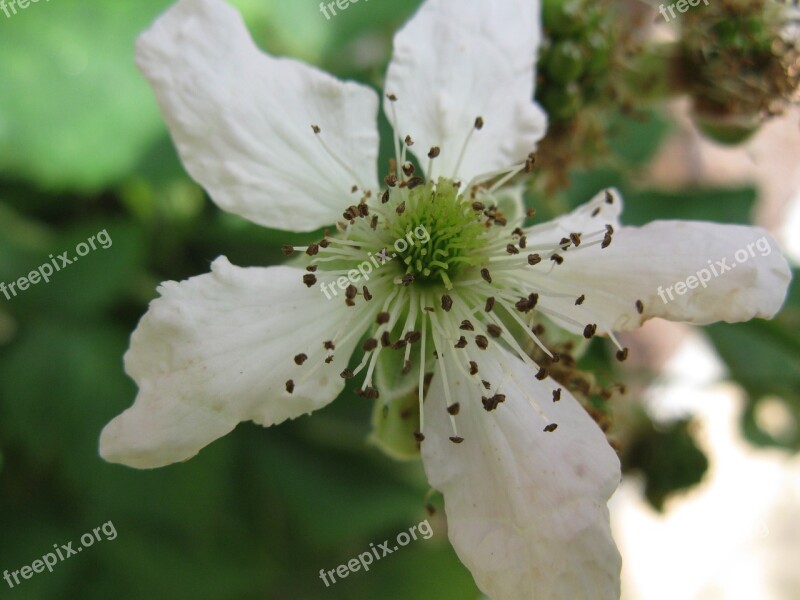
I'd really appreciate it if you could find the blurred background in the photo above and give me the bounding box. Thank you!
[0,0,798,598]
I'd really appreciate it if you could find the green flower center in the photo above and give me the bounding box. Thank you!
[385,179,489,288]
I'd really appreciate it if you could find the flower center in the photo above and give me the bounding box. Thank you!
[385,179,488,288]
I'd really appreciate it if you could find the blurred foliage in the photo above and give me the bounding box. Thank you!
[0,0,798,598]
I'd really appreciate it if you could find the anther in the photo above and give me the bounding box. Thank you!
[535,367,549,380]
[605,190,614,204]
[583,324,597,339]
[506,244,519,255]
[363,286,373,301]
[385,174,398,187]
[460,320,474,331]
[487,324,502,337]
[306,265,318,272]
[447,403,461,415]
[575,294,586,305]
[324,341,335,350]
[550,254,564,265]
[405,135,414,146]
[519,235,527,249]
[311,125,321,134]
[381,189,390,203]
[363,338,378,351]
[526,208,537,218]
[441,294,453,312]
[401,273,414,286]
[396,202,406,215]
[475,335,489,349]
[303,274,317,287]
[381,331,391,347]
[345,285,358,299]
[281,245,295,256]
[570,232,582,246]
[285,380,295,394]
[474,116,484,130]
[616,348,629,362]
[294,353,308,365]
[402,162,415,177]
[449,436,464,444]
[340,368,355,379]
[428,147,441,159]
[472,201,485,211]
[469,361,479,375]
[407,176,425,189]
[306,243,320,256]
[485,297,495,312]
[635,300,644,314]
[405,331,422,344]
[454,336,468,348]
[528,253,541,266]
[553,388,562,402]
[543,423,559,433]
[414,431,425,442]
[387,93,398,101]
[480,268,492,283]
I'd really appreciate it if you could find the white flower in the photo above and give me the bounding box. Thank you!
[99,0,793,598]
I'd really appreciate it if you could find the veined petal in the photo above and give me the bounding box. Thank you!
[100,258,374,469]
[384,0,547,184]
[421,347,621,599]
[533,219,792,334]
[137,0,380,232]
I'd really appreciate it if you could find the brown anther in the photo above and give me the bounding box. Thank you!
[454,336,468,348]
[387,93,398,101]
[487,324,502,338]
[396,202,406,215]
[475,335,489,349]
[532,324,545,336]
[407,176,425,189]
[401,273,414,286]
[294,353,308,366]
[402,360,412,375]
[363,286,372,301]
[535,367,549,380]
[553,388,562,402]
[605,224,614,234]
[583,324,597,339]
[526,208,537,218]
[601,232,612,249]
[480,268,492,283]
[404,134,414,146]
[324,355,334,364]
[340,368,354,380]
[285,380,295,394]
[616,348,629,362]
[635,300,644,315]
[413,431,425,442]
[447,403,461,415]
[402,162,415,177]
[381,331,391,347]
[591,207,601,217]
[515,297,531,312]
[311,125,321,134]
[469,361,479,375]
[370,215,378,230]
[345,284,358,299]
[481,380,491,390]
[405,331,422,344]
[428,146,440,159]
[472,201,485,211]
[384,174,398,187]
[351,185,359,193]
[528,293,539,309]
[449,436,464,444]
[324,340,336,350]
[441,294,453,312]
[550,253,564,265]
[362,338,378,352]
[306,265,318,272]
[460,320,474,331]
[605,190,614,204]
[506,244,519,255]
[381,189,390,204]
[543,423,558,433]
[358,203,369,217]
[302,274,317,287]
[482,394,506,411]
[575,294,586,306]
[474,116,484,130]
[362,386,380,400]
[281,245,295,256]
[306,243,320,256]
[391,339,408,350]
[519,235,527,249]
[570,232,582,247]
[528,253,541,266]
[484,297,495,312]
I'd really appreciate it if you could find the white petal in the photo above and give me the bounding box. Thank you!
[421,347,621,599]
[100,258,373,469]
[137,0,380,232]
[384,0,547,183]
[534,219,792,334]
[526,188,623,241]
